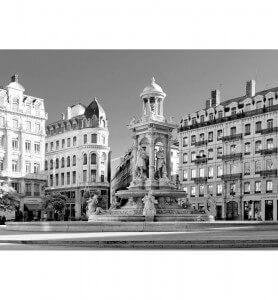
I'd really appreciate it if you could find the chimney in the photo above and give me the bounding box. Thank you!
[11,74,19,83]
[246,80,256,97]
[211,89,220,107]
[205,99,211,109]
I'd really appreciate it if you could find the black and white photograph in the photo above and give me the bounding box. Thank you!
[1,1,278,300]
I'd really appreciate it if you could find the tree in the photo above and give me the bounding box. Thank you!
[43,192,67,220]
[0,181,20,212]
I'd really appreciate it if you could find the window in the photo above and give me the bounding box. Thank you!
[55,158,59,169]
[61,173,64,186]
[83,170,87,182]
[217,129,223,140]
[266,180,273,193]
[217,165,223,177]
[61,157,65,168]
[25,162,31,174]
[50,142,54,151]
[34,183,40,196]
[183,153,188,164]
[199,185,205,197]
[25,140,31,152]
[208,131,213,142]
[83,154,88,165]
[255,181,261,193]
[199,150,205,157]
[12,160,19,172]
[208,184,213,196]
[50,159,53,170]
[73,136,77,146]
[72,171,76,184]
[255,140,262,153]
[25,183,32,196]
[62,139,65,148]
[208,166,213,178]
[192,117,197,125]
[199,167,205,178]
[34,163,40,173]
[217,184,222,195]
[230,126,236,135]
[191,169,197,179]
[231,107,237,115]
[55,174,59,186]
[218,111,223,118]
[35,123,40,132]
[67,156,70,167]
[209,113,214,121]
[84,134,87,144]
[230,144,236,154]
[199,133,205,141]
[34,142,40,153]
[72,155,76,166]
[66,138,70,147]
[245,103,251,111]
[208,149,213,159]
[26,121,31,131]
[255,121,262,133]
[244,162,251,175]
[256,101,262,109]
[267,119,273,129]
[268,98,273,106]
[266,159,273,170]
[56,140,59,150]
[90,133,97,143]
[244,182,250,194]
[230,183,236,195]
[101,171,105,182]
[91,169,96,182]
[13,119,18,128]
[217,147,223,157]
[190,186,196,197]
[245,124,251,135]
[45,143,48,152]
[191,152,196,162]
[267,138,273,150]
[50,175,53,187]
[67,172,70,185]
[182,137,188,147]
[200,115,205,123]
[12,138,19,150]
[244,142,250,154]
[44,160,48,171]
[255,161,261,173]
[183,170,188,181]
[191,135,196,145]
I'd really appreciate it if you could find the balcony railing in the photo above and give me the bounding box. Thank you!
[220,173,242,181]
[193,140,208,147]
[193,177,208,183]
[255,169,278,177]
[221,133,243,142]
[259,148,278,155]
[259,127,278,135]
[194,156,208,164]
[219,153,243,161]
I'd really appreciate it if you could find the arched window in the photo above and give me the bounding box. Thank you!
[44,160,48,171]
[55,158,59,169]
[83,153,88,165]
[61,157,65,168]
[67,156,70,167]
[73,155,76,166]
[91,153,97,164]
[50,159,53,170]
[73,136,77,146]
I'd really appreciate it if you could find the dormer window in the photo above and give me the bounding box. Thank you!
[218,111,223,118]
[192,117,197,125]
[209,113,214,121]
[200,115,205,123]
[231,107,237,115]
[12,98,19,111]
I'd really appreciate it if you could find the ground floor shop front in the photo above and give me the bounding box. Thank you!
[189,194,278,221]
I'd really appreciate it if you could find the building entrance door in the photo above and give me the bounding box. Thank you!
[265,200,273,221]
[216,205,222,220]
[226,201,238,220]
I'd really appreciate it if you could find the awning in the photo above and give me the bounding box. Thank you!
[24,204,42,211]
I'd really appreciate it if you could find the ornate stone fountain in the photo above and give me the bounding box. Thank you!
[89,78,208,222]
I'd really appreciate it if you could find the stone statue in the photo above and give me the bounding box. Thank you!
[206,197,216,221]
[156,147,166,179]
[142,190,158,222]
[87,194,104,220]
[135,146,149,179]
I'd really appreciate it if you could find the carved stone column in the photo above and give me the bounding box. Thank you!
[132,135,138,182]
[165,135,171,178]
[148,134,155,180]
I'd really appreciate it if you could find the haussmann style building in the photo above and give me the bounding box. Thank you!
[0,74,48,220]
[45,98,111,220]
[179,80,278,221]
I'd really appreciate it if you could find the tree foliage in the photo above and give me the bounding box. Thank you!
[43,192,67,213]
[0,181,20,211]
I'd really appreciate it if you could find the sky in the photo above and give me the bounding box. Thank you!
[1,50,278,166]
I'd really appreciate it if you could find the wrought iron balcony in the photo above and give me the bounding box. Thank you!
[194,156,208,164]
[259,148,278,155]
[193,176,208,183]
[220,173,242,181]
[193,140,208,147]
[256,169,278,177]
[219,153,242,161]
[259,127,278,135]
[221,133,243,142]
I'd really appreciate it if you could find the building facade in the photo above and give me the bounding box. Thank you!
[45,98,111,220]
[0,75,47,220]
[179,80,278,221]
